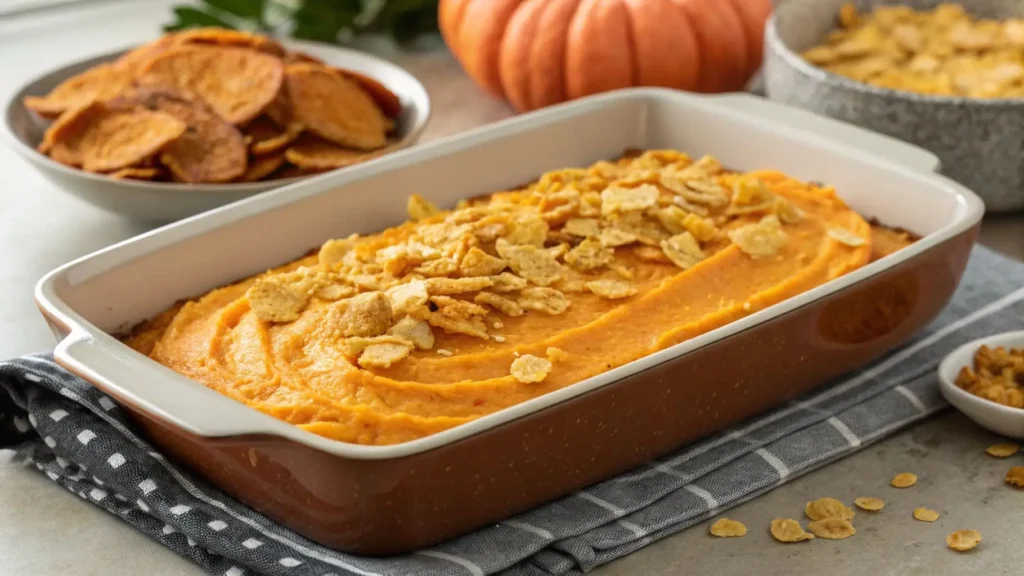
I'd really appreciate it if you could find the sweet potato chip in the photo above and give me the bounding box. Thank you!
[113,36,177,76]
[108,166,162,180]
[116,87,247,183]
[172,28,286,57]
[285,63,387,150]
[285,50,325,65]
[24,63,134,118]
[245,116,302,156]
[139,45,283,125]
[263,88,294,128]
[239,153,286,182]
[40,101,107,166]
[285,133,387,171]
[51,103,187,173]
[335,67,403,118]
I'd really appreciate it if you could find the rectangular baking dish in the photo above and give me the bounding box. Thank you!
[35,89,983,555]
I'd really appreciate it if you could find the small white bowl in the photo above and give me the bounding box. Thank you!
[938,330,1024,439]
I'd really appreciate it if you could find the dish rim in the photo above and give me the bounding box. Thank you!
[766,7,1024,108]
[0,38,432,194]
[35,87,985,461]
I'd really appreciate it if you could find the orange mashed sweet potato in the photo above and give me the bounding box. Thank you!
[124,150,914,445]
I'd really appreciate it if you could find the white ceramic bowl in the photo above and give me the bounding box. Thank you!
[938,331,1024,439]
[1,39,431,223]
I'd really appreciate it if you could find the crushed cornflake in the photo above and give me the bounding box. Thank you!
[986,443,1020,458]
[1005,466,1024,488]
[332,291,393,337]
[586,279,638,300]
[601,184,659,216]
[426,276,495,295]
[654,205,688,234]
[946,529,981,552]
[387,279,428,317]
[459,247,508,277]
[358,341,414,369]
[564,237,614,271]
[770,518,814,543]
[728,176,775,214]
[891,472,918,488]
[681,213,720,243]
[913,507,940,522]
[493,319,503,329]
[407,194,440,221]
[247,278,309,323]
[805,497,855,521]
[496,240,564,286]
[661,232,706,270]
[728,215,788,258]
[609,262,634,280]
[510,354,553,383]
[666,177,729,207]
[426,311,489,339]
[338,335,411,358]
[414,257,459,277]
[436,348,453,357]
[828,226,867,247]
[546,346,569,362]
[709,518,747,538]
[956,345,1024,409]
[315,282,356,301]
[430,295,488,317]
[854,497,884,511]
[386,316,434,350]
[505,214,549,246]
[318,234,359,268]
[489,272,528,292]
[774,197,804,224]
[635,245,671,264]
[493,335,506,343]
[807,518,856,540]
[564,217,601,237]
[518,287,571,315]
[597,227,638,248]
[475,291,524,317]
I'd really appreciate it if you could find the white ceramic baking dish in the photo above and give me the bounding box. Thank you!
[34,89,984,554]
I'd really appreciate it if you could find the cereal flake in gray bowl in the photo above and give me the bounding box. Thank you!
[765,0,1024,213]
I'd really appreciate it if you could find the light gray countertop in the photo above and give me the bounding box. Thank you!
[1,2,1023,575]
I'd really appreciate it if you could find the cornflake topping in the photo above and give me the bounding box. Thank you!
[728,215,788,258]
[247,278,309,323]
[511,354,552,383]
[661,232,705,270]
[601,184,659,216]
[586,279,638,300]
[828,226,867,247]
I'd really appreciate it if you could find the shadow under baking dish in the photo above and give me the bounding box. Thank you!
[36,89,983,554]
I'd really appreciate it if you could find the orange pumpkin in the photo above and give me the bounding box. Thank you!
[439,0,773,111]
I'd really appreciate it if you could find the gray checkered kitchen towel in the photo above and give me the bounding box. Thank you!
[2,245,1023,576]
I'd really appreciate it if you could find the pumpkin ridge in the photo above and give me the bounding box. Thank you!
[624,0,701,90]
[499,0,546,111]
[458,0,525,99]
[532,0,584,109]
[565,0,634,99]
[439,0,472,65]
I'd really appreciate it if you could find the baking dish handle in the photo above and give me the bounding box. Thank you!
[711,93,942,174]
[54,331,281,438]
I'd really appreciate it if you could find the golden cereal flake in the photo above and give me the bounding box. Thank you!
[333,292,393,337]
[986,443,1020,458]
[436,348,454,357]
[1005,466,1024,488]
[475,291,525,317]
[414,258,459,277]
[511,354,553,383]
[546,244,569,261]
[407,194,440,221]
[357,341,414,369]
[807,518,856,540]
[318,234,359,267]
[598,227,638,248]
[774,197,804,224]
[728,215,788,258]
[505,214,549,247]
[518,287,571,315]
[946,529,981,552]
[430,295,489,318]
[546,346,569,362]
[586,279,638,300]
[496,240,564,286]
[609,262,634,280]
[489,272,529,292]
[564,218,601,238]
[770,518,815,543]
[828,226,867,247]
[805,497,856,521]
[338,335,411,357]
[728,176,775,214]
[891,472,918,488]
[386,316,434,350]
[387,279,429,317]
[601,184,660,216]
[654,206,688,234]
[426,311,489,339]
[564,237,615,271]
[709,518,747,538]
[853,497,884,511]
[425,276,495,295]
[662,176,729,207]
[635,245,671,264]
[661,232,706,270]
[913,507,940,522]
[315,282,356,301]
[459,247,508,277]
[681,213,720,243]
[247,278,309,323]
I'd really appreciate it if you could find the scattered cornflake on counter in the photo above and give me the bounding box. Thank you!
[913,507,940,522]
[890,472,918,488]
[986,443,1020,458]
[1005,466,1024,488]
[511,354,552,383]
[853,497,884,512]
[770,518,814,543]
[946,529,981,552]
[807,518,856,540]
[805,497,855,521]
[709,518,747,538]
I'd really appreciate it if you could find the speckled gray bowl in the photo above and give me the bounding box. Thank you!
[765,0,1024,213]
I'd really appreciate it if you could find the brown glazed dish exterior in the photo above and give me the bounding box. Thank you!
[50,226,977,555]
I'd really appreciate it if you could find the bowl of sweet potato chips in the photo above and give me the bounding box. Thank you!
[2,28,430,222]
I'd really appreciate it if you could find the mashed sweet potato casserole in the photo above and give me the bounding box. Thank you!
[125,150,914,445]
